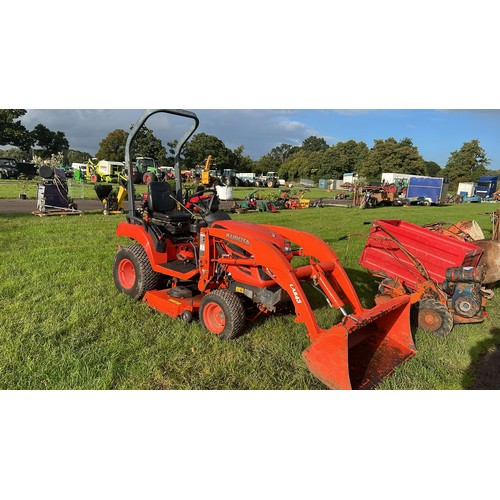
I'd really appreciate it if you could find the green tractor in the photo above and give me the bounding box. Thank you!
[133,157,164,184]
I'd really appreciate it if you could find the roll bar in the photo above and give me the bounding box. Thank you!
[125,109,200,220]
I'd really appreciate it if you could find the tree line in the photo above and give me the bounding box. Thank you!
[1,109,498,189]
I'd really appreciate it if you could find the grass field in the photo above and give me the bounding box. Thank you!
[0,199,499,389]
[0,178,334,202]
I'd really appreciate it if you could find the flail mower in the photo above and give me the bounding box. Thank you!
[112,109,415,390]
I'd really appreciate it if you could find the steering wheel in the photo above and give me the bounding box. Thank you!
[184,187,218,215]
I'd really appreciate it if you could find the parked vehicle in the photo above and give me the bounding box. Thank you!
[235,172,255,186]
[88,160,126,183]
[474,176,498,198]
[0,158,19,179]
[404,176,448,205]
[195,155,218,187]
[255,171,279,188]
[133,157,165,184]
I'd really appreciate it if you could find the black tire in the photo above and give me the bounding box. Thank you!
[113,244,161,300]
[199,289,246,340]
[254,180,261,187]
[416,298,453,336]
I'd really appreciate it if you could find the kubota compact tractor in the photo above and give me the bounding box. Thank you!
[113,109,415,389]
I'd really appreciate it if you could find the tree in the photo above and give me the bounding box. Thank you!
[424,160,441,177]
[0,147,27,162]
[31,124,69,159]
[328,140,369,177]
[302,136,328,152]
[441,139,490,186]
[67,149,93,164]
[96,129,128,161]
[0,109,31,149]
[256,143,298,174]
[275,140,369,181]
[183,133,236,170]
[132,126,168,165]
[358,137,426,180]
[233,145,255,172]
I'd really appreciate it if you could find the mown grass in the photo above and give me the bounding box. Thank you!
[0,202,498,389]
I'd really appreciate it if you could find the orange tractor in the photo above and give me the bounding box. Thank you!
[113,109,415,390]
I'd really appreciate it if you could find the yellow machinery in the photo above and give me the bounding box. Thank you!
[94,174,128,215]
[200,155,217,186]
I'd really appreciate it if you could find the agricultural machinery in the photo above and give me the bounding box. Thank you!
[86,159,125,183]
[94,176,128,215]
[133,157,165,184]
[359,219,493,336]
[112,109,416,390]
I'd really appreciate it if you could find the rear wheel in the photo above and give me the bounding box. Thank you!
[200,289,246,340]
[416,298,453,336]
[113,244,161,300]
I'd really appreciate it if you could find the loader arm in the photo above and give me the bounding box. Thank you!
[202,223,380,341]
[263,224,365,313]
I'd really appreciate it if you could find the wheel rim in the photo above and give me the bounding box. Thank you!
[117,258,136,289]
[418,308,442,332]
[203,303,226,334]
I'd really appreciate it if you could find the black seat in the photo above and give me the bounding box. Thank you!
[148,182,192,225]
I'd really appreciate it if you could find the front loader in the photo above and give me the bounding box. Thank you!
[113,109,415,389]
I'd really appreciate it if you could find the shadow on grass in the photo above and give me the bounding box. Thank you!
[463,327,500,389]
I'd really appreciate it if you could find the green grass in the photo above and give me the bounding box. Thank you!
[0,179,150,201]
[0,179,333,202]
[0,201,498,389]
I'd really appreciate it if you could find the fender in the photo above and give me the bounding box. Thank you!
[116,221,169,268]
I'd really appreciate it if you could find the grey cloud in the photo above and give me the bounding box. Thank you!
[19,109,319,159]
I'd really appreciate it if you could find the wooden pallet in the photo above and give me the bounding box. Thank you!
[32,210,83,217]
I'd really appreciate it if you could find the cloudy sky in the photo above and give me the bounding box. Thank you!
[11,109,500,169]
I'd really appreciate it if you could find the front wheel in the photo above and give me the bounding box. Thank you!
[415,298,453,336]
[200,289,246,340]
[113,244,161,300]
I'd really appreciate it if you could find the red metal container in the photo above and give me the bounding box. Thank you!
[359,219,483,291]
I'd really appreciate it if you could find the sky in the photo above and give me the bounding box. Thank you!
[8,109,500,169]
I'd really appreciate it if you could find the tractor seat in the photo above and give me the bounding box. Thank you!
[148,182,193,228]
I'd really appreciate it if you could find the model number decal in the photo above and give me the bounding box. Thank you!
[289,284,302,304]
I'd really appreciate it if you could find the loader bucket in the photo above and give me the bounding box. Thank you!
[302,295,415,390]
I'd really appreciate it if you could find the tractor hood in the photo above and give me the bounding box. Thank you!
[211,220,293,258]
